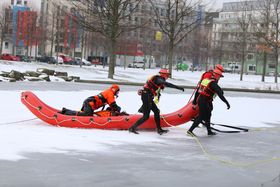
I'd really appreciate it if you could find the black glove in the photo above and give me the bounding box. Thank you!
[191,100,197,110]
[137,89,143,96]
[110,103,121,112]
[192,100,197,105]
[158,92,161,100]
[226,102,230,110]
[116,106,121,112]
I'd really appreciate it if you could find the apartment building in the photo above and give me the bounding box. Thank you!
[0,0,39,56]
[39,0,83,57]
[212,0,280,75]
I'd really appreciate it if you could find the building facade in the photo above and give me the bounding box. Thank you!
[212,0,280,75]
[0,0,39,57]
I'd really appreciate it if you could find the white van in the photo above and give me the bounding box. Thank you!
[52,56,64,64]
[75,57,91,66]
[128,61,145,68]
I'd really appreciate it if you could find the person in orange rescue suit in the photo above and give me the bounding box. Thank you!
[187,68,230,136]
[60,84,121,116]
[128,69,185,135]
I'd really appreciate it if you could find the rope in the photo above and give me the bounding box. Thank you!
[22,93,280,167]
[187,83,198,104]
[261,172,280,186]
[161,116,280,168]
[0,118,38,126]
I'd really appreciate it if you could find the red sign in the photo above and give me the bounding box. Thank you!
[16,11,38,46]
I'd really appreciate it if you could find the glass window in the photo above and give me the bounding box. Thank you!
[248,65,256,71]
[4,42,9,49]
[247,54,254,60]
[268,64,275,69]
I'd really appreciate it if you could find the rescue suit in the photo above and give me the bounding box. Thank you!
[129,73,184,135]
[189,78,230,135]
[61,85,121,116]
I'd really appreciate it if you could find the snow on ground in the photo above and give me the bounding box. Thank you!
[1,60,280,90]
[0,60,280,161]
[0,89,279,161]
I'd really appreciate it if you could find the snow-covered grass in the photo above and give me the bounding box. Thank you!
[1,60,280,90]
[0,60,280,161]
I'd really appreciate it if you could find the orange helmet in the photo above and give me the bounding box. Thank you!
[159,69,170,74]
[215,64,224,72]
[111,84,120,94]
[159,69,170,79]
[213,69,224,78]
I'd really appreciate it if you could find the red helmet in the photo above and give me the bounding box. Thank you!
[159,69,170,79]
[215,64,224,72]
[111,84,120,94]
[213,69,224,78]
[159,69,170,75]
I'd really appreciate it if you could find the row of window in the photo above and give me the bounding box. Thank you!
[11,0,28,6]
[228,63,276,72]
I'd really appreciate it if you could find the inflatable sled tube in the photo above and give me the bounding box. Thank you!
[21,91,198,129]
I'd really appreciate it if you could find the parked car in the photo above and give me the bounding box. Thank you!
[128,61,145,68]
[59,55,74,64]
[16,55,31,62]
[223,67,233,73]
[176,63,188,71]
[88,56,105,65]
[36,56,61,64]
[0,53,18,61]
[52,56,64,64]
[74,57,91,66]
[37,56,50,63]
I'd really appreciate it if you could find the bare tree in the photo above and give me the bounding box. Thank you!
[71,0,142,79]
[252,0,272,82]
[270,0,280,83]
[37,1,57,57]
[212,29,226,67]
[234,1,253,81]
[0,4,9,55]
[189,28,202,71]
[188,23,213,71]
[0,8,5,55]
[149,0,201,77]
[88,31,107,66]
[252,0,280,83]
[24,11,38,59]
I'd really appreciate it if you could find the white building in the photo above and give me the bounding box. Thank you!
[212,0,263,73]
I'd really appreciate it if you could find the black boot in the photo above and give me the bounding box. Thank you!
[205,122,216,136]
[58,107,67,114]
[128,127,139,134]
[157,129,169,135]
[208,131,216,136]
[186,130,196,137]
[138,106,143,113]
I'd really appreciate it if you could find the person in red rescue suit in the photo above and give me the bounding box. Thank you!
[187,68,230,136]
[192,64,225,101]
[201,64,224,80]
[128,69,185,135]
[60,84,121,116]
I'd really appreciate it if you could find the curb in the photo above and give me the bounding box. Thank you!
[75,79,280,94]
